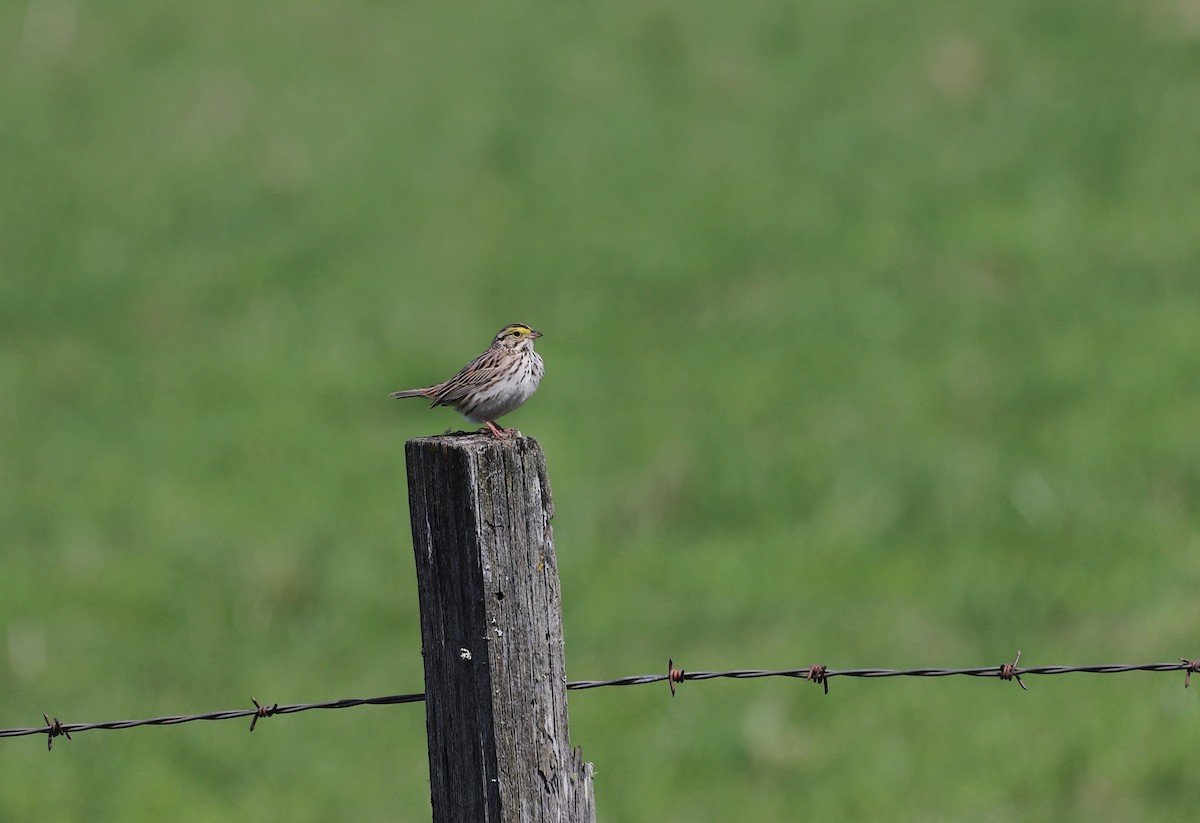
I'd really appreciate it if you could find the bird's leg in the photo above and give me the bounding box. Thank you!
[482,420,512,438]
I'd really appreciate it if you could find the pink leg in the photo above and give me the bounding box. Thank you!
[482,420,512,438]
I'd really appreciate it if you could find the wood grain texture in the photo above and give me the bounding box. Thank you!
[406,433,595,823]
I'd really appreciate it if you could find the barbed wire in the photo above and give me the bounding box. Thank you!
[0,693,426,750]
[4,653,1196,749]
[573,653,1200,696]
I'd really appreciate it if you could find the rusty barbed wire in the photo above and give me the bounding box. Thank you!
[0,692,425,749]
[4,655,1196,748]
[566,653,1200,695]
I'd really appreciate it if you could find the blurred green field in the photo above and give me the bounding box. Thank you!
[2,0,1199,820]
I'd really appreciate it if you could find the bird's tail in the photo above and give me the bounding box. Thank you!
[388,388,433,400]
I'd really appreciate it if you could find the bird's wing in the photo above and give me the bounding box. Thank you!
[431,352,507,407]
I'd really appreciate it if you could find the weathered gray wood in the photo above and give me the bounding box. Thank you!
[406,433,595,823]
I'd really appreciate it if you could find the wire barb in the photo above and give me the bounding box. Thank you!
[1181,658,1200,689]
[249,698,277,732]
[998,650,1028,690]
[42,714,70,751]
[807,665,829,695]
[667,658,686,697]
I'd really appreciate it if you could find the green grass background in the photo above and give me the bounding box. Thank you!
[3,1,1199,820]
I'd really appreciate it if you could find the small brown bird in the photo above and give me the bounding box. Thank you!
[389,323,544,438]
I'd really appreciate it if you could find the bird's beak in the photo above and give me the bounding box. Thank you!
[529,329,543,339]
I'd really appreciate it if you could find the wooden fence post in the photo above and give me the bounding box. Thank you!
[405,434,596,823]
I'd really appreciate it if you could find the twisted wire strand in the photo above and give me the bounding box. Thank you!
[0,693,425,747]
[5,656,1196,747]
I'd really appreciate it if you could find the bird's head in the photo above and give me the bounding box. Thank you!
[492,323,542,350]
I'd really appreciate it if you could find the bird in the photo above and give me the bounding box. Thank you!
[389,323,544,438]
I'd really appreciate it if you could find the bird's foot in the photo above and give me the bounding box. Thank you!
[482,421,516,439]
